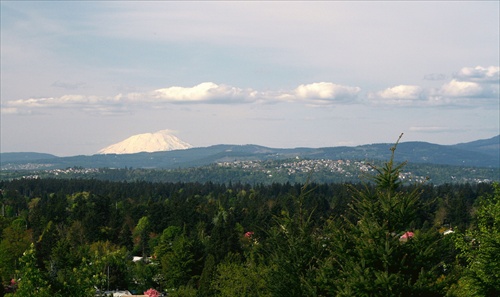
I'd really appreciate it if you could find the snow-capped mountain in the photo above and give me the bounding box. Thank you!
[97,130,192,154]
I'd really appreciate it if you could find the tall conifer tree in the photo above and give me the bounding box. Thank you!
[322,134,453,296]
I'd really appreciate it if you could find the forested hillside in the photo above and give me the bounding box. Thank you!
[0,143,498,296]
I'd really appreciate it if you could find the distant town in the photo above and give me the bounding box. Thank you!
[1,157,496,185]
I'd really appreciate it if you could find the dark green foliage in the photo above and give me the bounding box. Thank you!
[264,183,324,296]
[155,227,201,290]
[198,254,216,297]
[452,183,500,296]
[129,260,160,293]
[0,149,497,295]
[0,219,31,284]
[321,134,455,296]
[207,207,242,264]
[34,220,60,270]
[211,256,270,297]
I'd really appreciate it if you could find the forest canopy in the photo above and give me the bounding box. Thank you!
[0,142,498,296]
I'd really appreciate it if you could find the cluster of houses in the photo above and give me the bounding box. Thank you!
[217,158,371,175]
[217,158,428,182]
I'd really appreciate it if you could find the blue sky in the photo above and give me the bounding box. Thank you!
[1,1,499,156]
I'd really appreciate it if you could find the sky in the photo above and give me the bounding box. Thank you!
[1,1,499,156]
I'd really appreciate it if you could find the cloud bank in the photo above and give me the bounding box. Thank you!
[2,66,498,115]
[454,66,499,83]
[367,66,499,107]
[2,81,362,114]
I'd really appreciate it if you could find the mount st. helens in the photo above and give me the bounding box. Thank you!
[97,130,192,154]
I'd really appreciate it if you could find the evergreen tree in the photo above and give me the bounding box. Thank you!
[198,254,216,297]
[322,134,452,296]
[155,227,197,290]
[207,206,242,264]
[264,183,324,297]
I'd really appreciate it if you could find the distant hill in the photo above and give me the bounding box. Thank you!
[1,135,499,170]
[0,152,58,163]
[452,135,500,157]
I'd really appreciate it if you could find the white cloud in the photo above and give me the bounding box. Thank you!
[7,94,119,107]
[424,67,499,106]
[367,66,499,107]
[454,66,499,83]
[294,82,360,99]
[151,82,257,104]
[427,82,498,107]
[367,85,425,106]
[266,82,361,105]
[376,85,423,100]
[438,79,485,98]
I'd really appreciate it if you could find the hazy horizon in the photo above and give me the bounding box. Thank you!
[1,2,499,156]
[1,132,498,158]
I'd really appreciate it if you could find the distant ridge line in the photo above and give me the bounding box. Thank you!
[1,135,498,170]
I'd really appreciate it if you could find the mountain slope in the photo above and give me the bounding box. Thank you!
[97,130,192,154]
[452,135,499,157]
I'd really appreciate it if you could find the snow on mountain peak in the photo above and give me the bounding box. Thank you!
[97,130,192,154]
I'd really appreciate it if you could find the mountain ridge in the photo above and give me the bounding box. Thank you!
[1,135,499,170]
[0,152,58,163]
